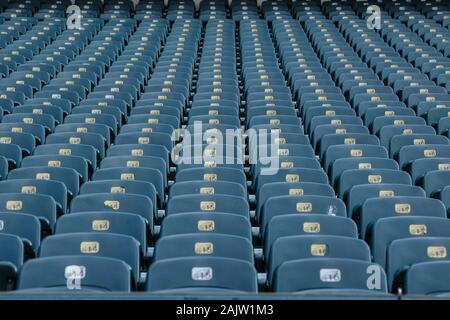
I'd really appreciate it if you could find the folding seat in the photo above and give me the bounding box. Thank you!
[23,98,72,116]
[247,115,300,129]
[92,167,164,206]
[175,167,246,189]
[338,169,412,201]
[107,144,169,173]
[256,182,335,217]
[272,258,387,294]
[387,238,450,292]
[437,116,450,136]
[363,106,414,129]
[407,93,450,111]
[356,101,407,118]
[331,158,399,188]
[39,233,140,286]
[254,168,328,195]
[261,195,347,235]
[43,84,86,102]
[424,107,450,128]
[64,113,118,138]
[267,235,371,284]
[190,106,239,118]
[0,155,6,179]
[319,133,380,159]
[379,125,436,149]
[100,156,166,188]
[0,233,23,291]
[0,179,67,215]
[403,261,450,296]
[0,131,35,156]
[0,143,22,169]
[189,115,240,128]
[398,144,450,171]
[169,180,246,199]
[309,115,363,137]
[12,105,63,127]
[248,133,310,149]
[33,143,97,172]
[0,193,56,234]
[0,210,40,258]
[70,193,154,234]
[45,132,106,161]
[115,132,173,152]
[17,256,131,292]
[360,197,447,240]
[131,105,181,121]
[55,123,110,147]
[166,194,249,218]
[21,155,89,183]
[389,134,450,158]
[160,211,252,240]
[371,116,426,136]
[154,233,254,263]
[8,167,79,201]
[175,157,244,172]
[371,216,450,269]
[0,98,14,115]
[312,125,369,151]
[424,170,450,198]
[119,123,174,136]
[146,257,257,293]
[264,213,358,257]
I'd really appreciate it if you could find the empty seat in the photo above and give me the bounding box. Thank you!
[92,167,164,205]
[338,169,412,200]
[55,212,147,257]
[169,181,247,199]
[0,193,56,234]
[360,197,447,240]
[166,194,249,218]
[154,234,254,263]
[424,170,450,198]
[17,256,131,292]
[272,258,387,294]
[371,216,450,268]
[8,167,79,199]
[257,182,335,216]
[267,235,371,284]
[70,193,154,234]
[387,238,450,292]
[0,233,23,291]
[261,195,347,235]
[404,261,450,296]
[39,233,140,285]
[146,257,258,293]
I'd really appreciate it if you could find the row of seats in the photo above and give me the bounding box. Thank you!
[1,0,450,296]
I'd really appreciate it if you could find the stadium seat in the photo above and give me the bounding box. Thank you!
[154,234,254,263]
[267,235,371,284]
[146,257,258,293]
[0,233,23,290]
[404,261,450,296]
[272,258,387,294]
[387,238,450,292]
[18,256,131,292]
[39,233,140,285]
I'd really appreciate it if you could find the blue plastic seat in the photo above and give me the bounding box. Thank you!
[272,258,387,294]
[0,233,23,290]
[17,256,131,292]
[146,257,257,293]
[154,234,254,263]
[39,233,140,286]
